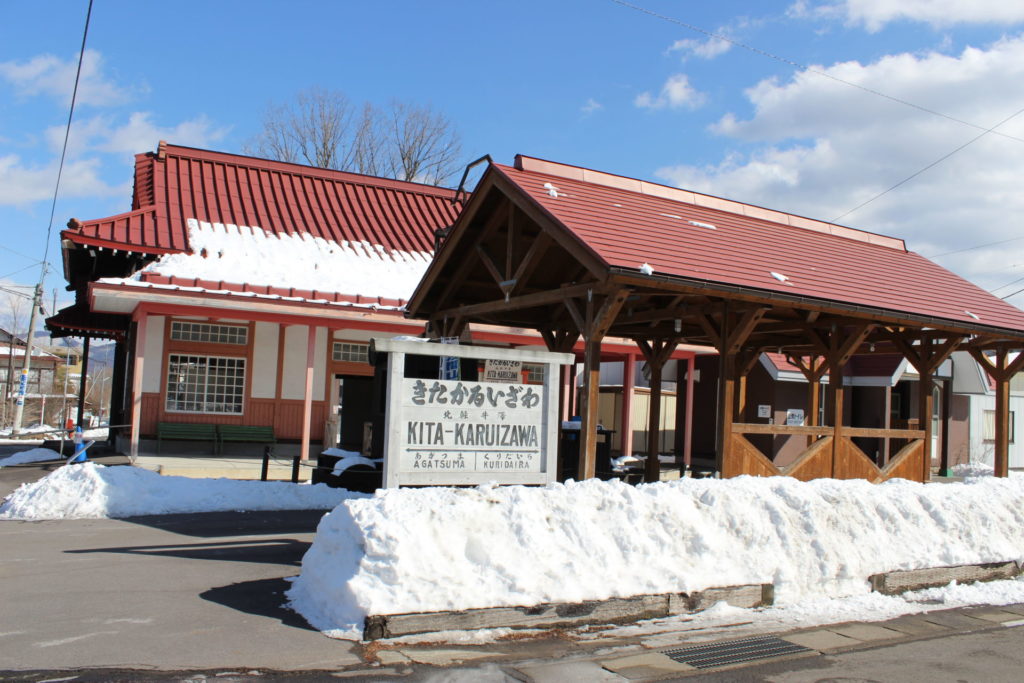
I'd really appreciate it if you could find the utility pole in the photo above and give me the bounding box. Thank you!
[11,283,43,435]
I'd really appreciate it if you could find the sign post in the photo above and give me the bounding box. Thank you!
[372,339,574,488]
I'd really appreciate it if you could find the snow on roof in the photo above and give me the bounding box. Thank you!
[102,219,432,303]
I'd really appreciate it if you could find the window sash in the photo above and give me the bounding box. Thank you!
[165,354,245,414]
[983,409,1015,443]
[170,321,248,345]
[332,342,369,363]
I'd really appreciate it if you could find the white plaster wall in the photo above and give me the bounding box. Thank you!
[141,315,165,393]
[281,325,328,400]
[250,322,279,399]
[967,394,1024,468]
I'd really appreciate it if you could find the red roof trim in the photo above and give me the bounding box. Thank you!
[136,273,408,309]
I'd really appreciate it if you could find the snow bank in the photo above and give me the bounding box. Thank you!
[0,447,60,467]
[288,475,1024,636]
[0,463,363,520]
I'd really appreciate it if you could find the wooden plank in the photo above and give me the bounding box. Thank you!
[732,423,835,436]
[729,433,779,478]
[783,436,833,481]
[869,562,1020,595]
[833,436,881,481]
[668,584,774,614]
[843,427,926,439]
[363,583,775,639]
[880,439,924,482]
[364,595,669,640]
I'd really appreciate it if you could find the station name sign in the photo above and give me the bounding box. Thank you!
[372,339,574,488]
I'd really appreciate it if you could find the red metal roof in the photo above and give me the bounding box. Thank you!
[495,156,1024,335]
[64,142,461,256]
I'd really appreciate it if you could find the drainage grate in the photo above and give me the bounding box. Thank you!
[662,635,812,669]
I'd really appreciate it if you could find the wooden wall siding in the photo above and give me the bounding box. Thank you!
[141,393,160,434]
[784,437,834,482]
[141,393,326,440]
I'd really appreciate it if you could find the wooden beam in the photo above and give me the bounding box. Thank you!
[433,282,600,321]
[508,232,552,297]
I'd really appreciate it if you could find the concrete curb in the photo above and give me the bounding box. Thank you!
[363,583,773,640]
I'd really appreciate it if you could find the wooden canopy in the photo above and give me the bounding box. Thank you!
[408,155,1024,482]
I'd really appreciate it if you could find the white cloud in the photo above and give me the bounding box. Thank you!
[653,35,1024,293]
[635,74,707,111]
[0,155,126,207]
[42,112,231,163]
[0,50,136,107]
[794,0,1024,31]
[581,98,603,115]
[669,35,732,60]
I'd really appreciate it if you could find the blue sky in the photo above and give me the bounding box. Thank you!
[4,0,1024,316]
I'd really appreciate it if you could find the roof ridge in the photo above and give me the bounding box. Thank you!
[154,141,461,199]
[512,154,906,252]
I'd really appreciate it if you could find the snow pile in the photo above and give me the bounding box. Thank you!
[951,461,994,477]
[288,475,1024,637]
[0,463,364,520]
[0,448,61,467]
[108,219,432,302]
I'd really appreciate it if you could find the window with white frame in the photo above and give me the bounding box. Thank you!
[524,363,544,384]
[332,342,369,363]
[983,409,1015,443]
[170,321,248,345]
[165,355,245,414]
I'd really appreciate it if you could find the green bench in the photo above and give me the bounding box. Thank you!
[216,425,276,454]
[157,422,217,454]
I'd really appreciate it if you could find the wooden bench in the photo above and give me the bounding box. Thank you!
[157,422,217,454]
[217,425,276,454]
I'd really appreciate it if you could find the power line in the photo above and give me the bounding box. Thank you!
[14,0,93,434]
[990,274,1024,293]
[927,235,1024,259]
[609,0,1024,145]
[832,104,1024,223]
[42,0,93,269]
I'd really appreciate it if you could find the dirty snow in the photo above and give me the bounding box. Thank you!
[0,462,363,520]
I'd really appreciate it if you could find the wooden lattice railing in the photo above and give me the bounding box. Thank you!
[726,423,927,482]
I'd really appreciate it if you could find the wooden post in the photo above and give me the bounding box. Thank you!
[674,355,689,464]
[300,325,316,463]
[918,370,934,482]
[621,352,635,459]
[995,373,1010,478]
[579,338,602,479]
[647,358,663,483]
[685,355,695,469]
[939,380,952,476]
[882,384,892,465]
[77,335,90,428]
[717,350,737,477]
[889,332,962,482]
[827,360,843,478]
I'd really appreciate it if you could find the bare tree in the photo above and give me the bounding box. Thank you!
[245,88,463,186]
[384,100,463,185]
